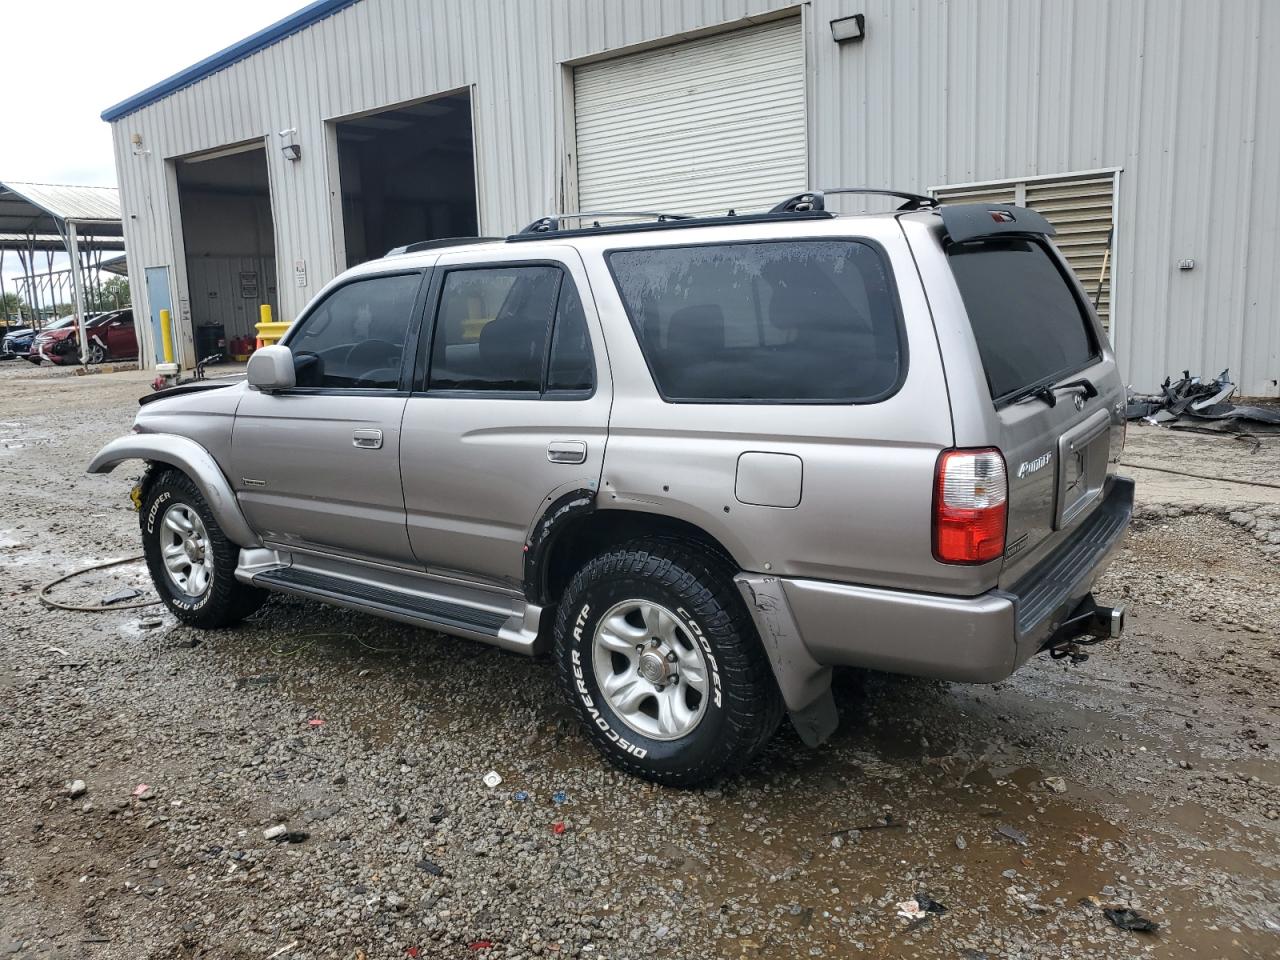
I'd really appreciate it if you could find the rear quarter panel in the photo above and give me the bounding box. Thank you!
[580,218,971,595]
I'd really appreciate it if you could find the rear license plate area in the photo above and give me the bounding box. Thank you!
[1055,410,1110,529]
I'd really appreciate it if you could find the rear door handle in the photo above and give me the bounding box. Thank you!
[352,428,383,449]
[547,440,587,464]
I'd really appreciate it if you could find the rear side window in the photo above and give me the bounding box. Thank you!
[946,238,1099,402]
[607,240,904,402]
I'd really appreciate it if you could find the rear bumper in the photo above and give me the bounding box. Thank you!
[737,477,1134,710]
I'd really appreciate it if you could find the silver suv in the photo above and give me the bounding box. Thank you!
[90,190,1132,786]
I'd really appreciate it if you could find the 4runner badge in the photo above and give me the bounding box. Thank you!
[1017,452,1053,478]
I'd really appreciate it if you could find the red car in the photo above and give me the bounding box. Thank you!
[28,309,137,365]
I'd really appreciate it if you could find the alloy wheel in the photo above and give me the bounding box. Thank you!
[159,503,214,597]
[592,599,710,741]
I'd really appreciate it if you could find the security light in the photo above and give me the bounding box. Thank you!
[830,14,865,44]
[282,143,302,161]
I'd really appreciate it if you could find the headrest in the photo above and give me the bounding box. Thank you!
[666,304,725,353]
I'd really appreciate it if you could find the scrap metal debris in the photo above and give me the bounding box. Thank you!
[1102,907,1160,934]
[1127,370,1280,432]
[995,823,1029,846]
[100,587,144,606]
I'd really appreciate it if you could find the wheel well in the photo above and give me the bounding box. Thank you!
[539,510,739,607]
[140,461,178,498]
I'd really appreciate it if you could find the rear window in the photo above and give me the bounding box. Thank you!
[607,240,904,403]
[946,238,1098,402]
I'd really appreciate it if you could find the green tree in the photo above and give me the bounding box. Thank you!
[90,276,130,311]
[0,291,22,322]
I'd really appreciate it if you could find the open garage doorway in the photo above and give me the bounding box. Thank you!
[334,90,478,267]
[175,143,278,362]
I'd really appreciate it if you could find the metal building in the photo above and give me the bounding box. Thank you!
[103,0,1279,395]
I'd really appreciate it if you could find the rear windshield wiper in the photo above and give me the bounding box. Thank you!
[1024,378,1098,408]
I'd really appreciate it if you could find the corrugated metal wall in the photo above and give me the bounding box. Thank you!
[111,0,1279,394]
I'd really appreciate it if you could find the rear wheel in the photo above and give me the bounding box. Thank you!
[140,470,266,628]
[553,538,782,786]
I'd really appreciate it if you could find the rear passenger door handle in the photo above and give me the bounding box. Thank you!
[547,440,587,464]
[352,428,384,449]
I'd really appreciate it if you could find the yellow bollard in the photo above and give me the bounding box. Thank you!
[254,303,291,347]
[159,308,175,364]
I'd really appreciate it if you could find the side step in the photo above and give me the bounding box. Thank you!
[249,564,542,654]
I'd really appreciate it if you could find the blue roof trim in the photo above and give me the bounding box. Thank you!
[101,0,363,122]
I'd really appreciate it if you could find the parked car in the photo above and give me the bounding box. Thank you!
[88,190,1132,786]
[1,325,36,359]
[31,309,137,365]
[15,315,77,363]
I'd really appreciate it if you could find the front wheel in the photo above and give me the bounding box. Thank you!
[140,470,266,628]
[553,538,783,786]
[86,342,107,364]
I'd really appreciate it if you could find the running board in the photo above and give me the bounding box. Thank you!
[237,549,542,654]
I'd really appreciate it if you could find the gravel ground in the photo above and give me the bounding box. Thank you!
[1,361,1278,959]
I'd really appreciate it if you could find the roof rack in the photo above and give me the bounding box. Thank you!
[505,189,932,243]
[771,188,939,213]
[385,236,501,256]
[517,210,693,235]
[506,208,833,242]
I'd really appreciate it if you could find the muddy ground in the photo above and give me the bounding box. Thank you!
[1,360,1278,959]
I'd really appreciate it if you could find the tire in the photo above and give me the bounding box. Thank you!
[140,469,267,628]
[87,342,107,364]
[553,538,783,787]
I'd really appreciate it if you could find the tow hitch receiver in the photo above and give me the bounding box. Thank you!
[1045,594,1126,664]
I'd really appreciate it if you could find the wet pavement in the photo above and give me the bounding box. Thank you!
[0,361,1278,959]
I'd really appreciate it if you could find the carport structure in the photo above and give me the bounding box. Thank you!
[0,182,124,357]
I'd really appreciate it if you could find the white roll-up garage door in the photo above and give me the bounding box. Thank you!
[574,19,807,218]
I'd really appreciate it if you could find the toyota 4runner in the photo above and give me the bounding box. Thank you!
[90,189,1133,786]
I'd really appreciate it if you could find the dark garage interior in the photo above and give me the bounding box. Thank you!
[335,90,478,267]
[175,145,279,357]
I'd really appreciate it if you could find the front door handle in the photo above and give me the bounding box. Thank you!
[352,428,383,449]
[547,440,587,464]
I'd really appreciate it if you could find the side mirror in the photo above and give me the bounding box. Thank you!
[246,344,296,392]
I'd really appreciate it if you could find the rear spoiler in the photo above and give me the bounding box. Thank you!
[939,203,1056,244]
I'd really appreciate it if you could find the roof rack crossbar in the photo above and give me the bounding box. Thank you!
[771,188,939,214]
[518,210,693,235]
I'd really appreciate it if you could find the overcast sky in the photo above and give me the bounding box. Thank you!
[1,0,303,283]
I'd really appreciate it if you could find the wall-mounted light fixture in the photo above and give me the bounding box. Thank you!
[278,127,301,162]
[130,132,151,157]
[830,14,865,44]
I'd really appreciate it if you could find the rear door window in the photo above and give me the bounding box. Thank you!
[607,240,904,403]
[425,265,596,396]
[946,238,1099,402]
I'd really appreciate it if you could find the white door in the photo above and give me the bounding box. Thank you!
[573,18,806,218]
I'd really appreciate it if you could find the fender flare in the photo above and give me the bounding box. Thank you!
[523,487,597,603]
[86,434,261,548]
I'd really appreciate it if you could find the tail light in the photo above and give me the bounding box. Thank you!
[933,448,1008,564]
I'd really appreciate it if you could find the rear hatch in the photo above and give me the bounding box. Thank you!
[943,229,1124,587]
